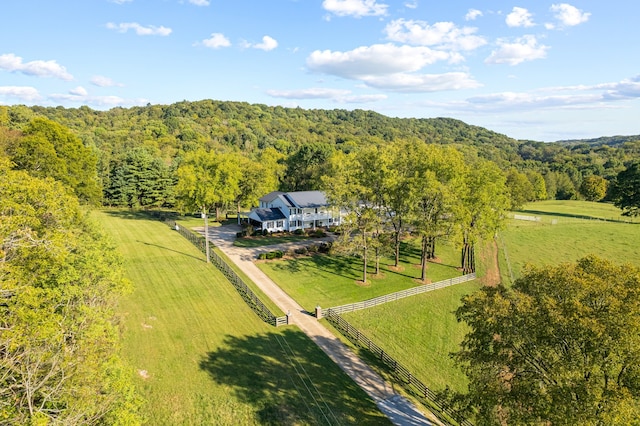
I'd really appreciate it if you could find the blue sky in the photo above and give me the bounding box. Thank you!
[1,0,639,141]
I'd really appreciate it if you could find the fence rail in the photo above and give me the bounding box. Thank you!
[324,273,476,316]
[169,221,287,327]
[325,309,473,426]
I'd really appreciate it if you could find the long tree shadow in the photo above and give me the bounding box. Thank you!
[518,209,639,224]
[199,329,391,425]
[137,240,205,262]
[103,208,178,221]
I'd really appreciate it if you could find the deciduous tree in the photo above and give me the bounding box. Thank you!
[611,161,640,216]
[454,256,640,425]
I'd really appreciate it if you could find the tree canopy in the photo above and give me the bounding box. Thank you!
[0,158,141,424]
[611,161,640,216]
[454,256,640,425]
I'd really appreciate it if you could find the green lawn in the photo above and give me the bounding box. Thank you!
[500,200,640,283]
[516,200,639,223]
[257,238,466,312]
[342,281,481,394]
[95,210,390,425]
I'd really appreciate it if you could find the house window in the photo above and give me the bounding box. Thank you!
[329,218,333,223]
[276,220,283,227]
[266,221,274,228]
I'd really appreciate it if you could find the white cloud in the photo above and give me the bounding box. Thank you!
[106,22,172,36]
[322,0,388,18]
[69,86,88,96]
[266,87,387,104]
[110,0,132,4]
[550,3,590,27]
[48,92,148,107]
[253,36,278,51]
[0,53,73,80]
[201,33,231,49]
[361,72,481,92]
[485,35,548,65]
[465,9,483,21]
[431,76,640,113]
[91,75,124,87]
[404,1,418,9]
[506,7,535,27]
[307,43,459,79]
[0,86,41,101]
[267,88,352,99]
[384,19,486,51]
[189,0,210,5]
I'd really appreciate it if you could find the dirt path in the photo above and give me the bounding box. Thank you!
[199,225,440,426]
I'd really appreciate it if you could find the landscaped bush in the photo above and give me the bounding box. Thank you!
[262,229,269,236]
[274,250,284,258]
[236,231,244,238]
[294,229,304,235]
[258,253,267,260]
[294,247,308,255]
[310,229,327,238]
[318,242,332,253]
[252,230,262,237]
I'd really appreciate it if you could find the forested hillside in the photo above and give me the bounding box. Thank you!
[1,101,639,211]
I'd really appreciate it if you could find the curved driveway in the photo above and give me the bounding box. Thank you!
[200,224,440,426]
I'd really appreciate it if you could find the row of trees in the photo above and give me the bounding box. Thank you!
[323,141,510,283]
[0,158,141,423]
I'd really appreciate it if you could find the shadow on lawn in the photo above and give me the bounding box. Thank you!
[136,240,205,262]
[517,209,639,224]
[199,329,391,425]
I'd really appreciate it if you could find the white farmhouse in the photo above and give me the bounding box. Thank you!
[247,191,341,233]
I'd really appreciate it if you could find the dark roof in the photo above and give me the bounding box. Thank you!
[259,191,284,203]
[286,191,328,208]
[251,207,286,222]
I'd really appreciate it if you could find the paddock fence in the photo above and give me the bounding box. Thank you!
[322,273,476,317]
[325,309,473,426]
[169,221,287,327]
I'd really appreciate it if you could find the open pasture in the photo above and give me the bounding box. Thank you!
[257,238,465,312]
[501,200,640,283]
[95,210,389,425]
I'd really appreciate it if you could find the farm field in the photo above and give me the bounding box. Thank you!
[259,200,640,399]
[500,200,640,283]
[95,210,390,425]
[257,238,465,312]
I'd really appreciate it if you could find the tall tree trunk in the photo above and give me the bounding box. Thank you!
[461,237,475,274]
[203,206,210,263]
[362,231,368,284]
[426,236,436,259]
[394,230,401,267]
[421,235,428,281]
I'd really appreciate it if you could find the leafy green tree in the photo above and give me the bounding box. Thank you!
[580,175,608,201]
[525,170,547,201]
[0,158,141,424]
[323,150,381,284]
[175,149,242,261]
[611,162,640,216]
[283,142,334,191]
[505,169,534,209]
[455,256,640,425]
[459,159,509,274]
[5,117,101,204]
[409,144,466,281]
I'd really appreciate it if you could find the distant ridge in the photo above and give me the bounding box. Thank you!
[555,135,640,147]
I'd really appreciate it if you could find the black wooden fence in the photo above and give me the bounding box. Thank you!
[169,221,287,327]
[325,309,473,426]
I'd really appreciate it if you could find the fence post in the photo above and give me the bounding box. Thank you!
[315,305,322,319]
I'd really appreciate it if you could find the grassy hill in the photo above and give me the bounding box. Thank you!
[96,210,389,425]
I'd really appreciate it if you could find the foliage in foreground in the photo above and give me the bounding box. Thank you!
[0,159,141,424]
[455,256,640,425]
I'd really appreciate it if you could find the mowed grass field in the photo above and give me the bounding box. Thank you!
[500,201,640,283]
[257,238,464,312]
[258,200,639,397]
[95,210,390,425]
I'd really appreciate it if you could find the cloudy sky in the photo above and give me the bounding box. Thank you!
[1,0,638,141]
